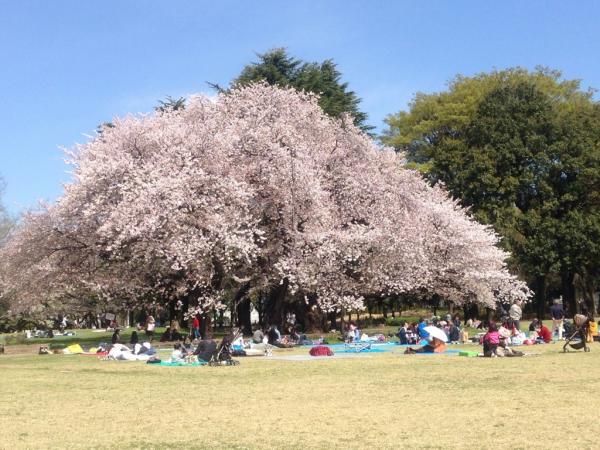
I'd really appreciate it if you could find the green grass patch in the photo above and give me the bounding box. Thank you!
[1,341,599,448]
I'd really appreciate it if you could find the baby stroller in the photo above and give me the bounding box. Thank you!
[563,314,591,353]
[208,328,241,366]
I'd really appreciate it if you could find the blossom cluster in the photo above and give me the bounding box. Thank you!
[0,83,530,315]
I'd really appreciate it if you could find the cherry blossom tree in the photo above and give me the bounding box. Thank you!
[0,83,530,330]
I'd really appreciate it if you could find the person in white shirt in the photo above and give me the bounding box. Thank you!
[508,300,523,331]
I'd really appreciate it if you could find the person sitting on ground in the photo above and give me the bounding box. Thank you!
[252,328,264,344]
[482,322,500,357]
[528,318,540,332]
[346,322,357,342]
[130,331,139,346]
[502,318,519,336]
[534,321,552,343]
[160,327,172,342]
[170,343,184,363]
[466,317,483,329]
[289,327,301,343]
[194,339,217,362]
[182,335,194,354]
[169,321,183,341]
[232,334,245,350]
[111,328,121,345]
[267,325,281,345]
[447,321,460,344]
[452,314,461,329]
[404,334,447,354]
[396,322,409,345]
[417,317,429,340]
[406,323,418,344]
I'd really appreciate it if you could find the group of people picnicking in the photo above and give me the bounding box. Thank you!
[66,296,600,362]
[105,316,313,363]
[388,298,598,356]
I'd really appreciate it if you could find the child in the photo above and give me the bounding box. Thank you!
[482,322,500,357]
[538,322,552,343]
[170,343,184,363]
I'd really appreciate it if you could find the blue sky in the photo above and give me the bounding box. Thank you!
[1,1,599,215]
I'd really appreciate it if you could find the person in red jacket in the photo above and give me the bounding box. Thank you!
[192,315,201,339]
[535,322,552,343]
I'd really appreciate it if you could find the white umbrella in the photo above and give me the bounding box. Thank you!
[424,326,448,343]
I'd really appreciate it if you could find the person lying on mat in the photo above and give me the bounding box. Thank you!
[404,335,447,354]
[134,341,156,355]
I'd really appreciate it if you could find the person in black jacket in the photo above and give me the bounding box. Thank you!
[447,322,460,343]
[396,322,408,345]
[111,329,121,345]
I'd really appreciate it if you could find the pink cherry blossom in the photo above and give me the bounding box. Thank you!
[0,83,530,319]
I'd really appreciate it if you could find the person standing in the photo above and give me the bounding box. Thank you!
[550,298,564,340]
[145,315,156,342]
[509,300,523,332]
[192,315,201,339]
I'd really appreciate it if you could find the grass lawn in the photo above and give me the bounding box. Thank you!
[1,339,600,449]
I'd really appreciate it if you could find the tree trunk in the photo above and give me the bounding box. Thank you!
[561,271,576,316]
[329,311,336,331]
[264,281,288,327]
[233,283,252,335]
[381,299,388,319]
[534,275,546,319]
[577,274,598,318]
[236,298,253,336]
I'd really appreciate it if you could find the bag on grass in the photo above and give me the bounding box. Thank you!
[309,345,333,357]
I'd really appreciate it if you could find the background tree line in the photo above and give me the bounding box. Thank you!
[382,67,600,317]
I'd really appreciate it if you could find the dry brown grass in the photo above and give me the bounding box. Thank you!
[1,343,600,449]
